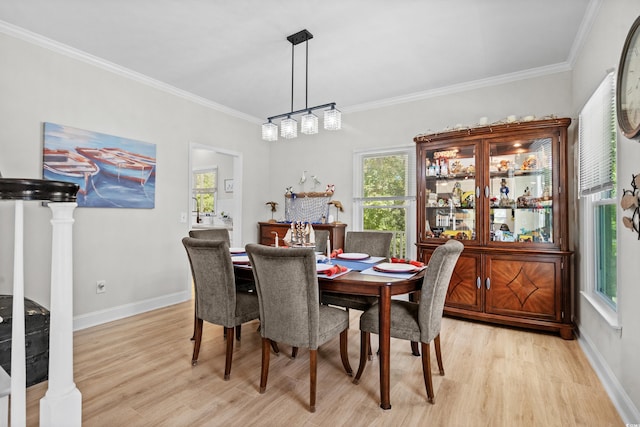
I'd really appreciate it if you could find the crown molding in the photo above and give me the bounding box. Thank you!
[343,62,572,114]
[566,0,602,69]
[0,20,263,124]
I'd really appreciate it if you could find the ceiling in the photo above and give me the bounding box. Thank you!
[0,1,594,123]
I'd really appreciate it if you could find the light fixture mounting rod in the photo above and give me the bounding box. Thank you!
[287,29,313,46]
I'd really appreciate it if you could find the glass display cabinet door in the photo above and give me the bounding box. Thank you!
[488,136,554,245]
[422,143,478,242]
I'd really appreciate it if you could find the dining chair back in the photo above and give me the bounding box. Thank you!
[344,231,393,258]
[354,239,463,404]
[182,237,259,380]
[245,243,353,412]
[188,228,230,244]
[313,230,329,254]
[321,230,393,311]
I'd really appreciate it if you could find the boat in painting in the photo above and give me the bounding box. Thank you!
[43,148,100,195]
[75,147,154,185]
[101,148,156,176]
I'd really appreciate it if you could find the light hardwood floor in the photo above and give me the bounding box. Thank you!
[25,301,623,426]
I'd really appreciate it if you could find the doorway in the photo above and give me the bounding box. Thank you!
[188,143,243,246]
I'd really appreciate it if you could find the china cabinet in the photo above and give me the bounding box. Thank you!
[414,118,573,339]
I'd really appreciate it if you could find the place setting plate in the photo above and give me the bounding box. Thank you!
[231,255,250,265]
[336,252,370,260]
[373,262,419,273]
[229,247,246,254]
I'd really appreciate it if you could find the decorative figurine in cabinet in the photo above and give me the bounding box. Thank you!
[414,117,573,339]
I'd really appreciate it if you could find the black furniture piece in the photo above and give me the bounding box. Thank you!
[0,296,50,387]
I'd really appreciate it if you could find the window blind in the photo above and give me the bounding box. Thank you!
[578,71,616,196]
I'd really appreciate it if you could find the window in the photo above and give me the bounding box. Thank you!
[353,147,416,259]
[578,71,619,327]
[192,167,217,221]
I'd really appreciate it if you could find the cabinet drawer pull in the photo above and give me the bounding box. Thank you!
[485,278,491,290]
[476,186,480,198]
[484,186,490,198]
[476,277,481,289]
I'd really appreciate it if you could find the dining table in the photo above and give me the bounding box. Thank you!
[233,257,425,410]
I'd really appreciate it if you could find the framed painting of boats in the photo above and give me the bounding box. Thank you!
[42,122,156,208]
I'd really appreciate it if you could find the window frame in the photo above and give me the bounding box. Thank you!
[578,71,621,330]
[192,166,218,216]
[353,145,416,259]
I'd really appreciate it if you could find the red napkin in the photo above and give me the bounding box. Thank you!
[324,265,348,276]
[330,248,343,258]
[390,257,425,268]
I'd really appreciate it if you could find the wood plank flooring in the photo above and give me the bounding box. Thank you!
[25,301,623,426]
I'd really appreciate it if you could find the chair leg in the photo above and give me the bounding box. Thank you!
[411,341,420,356]
[291,347,298,359]
[421,342,435,404]
[270,341,280,355]
[191,312,197,341]
[223,327,234,380]
[339,329,353,376]
[309,349,317,413]
[191,318,204,365]
[353,331,369,384]
[434,334,445,375]
[260,338,271,394]
[236,324,242,341]
[408,292,421,356]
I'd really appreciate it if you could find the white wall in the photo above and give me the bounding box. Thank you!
[571,0,640,421]
[0,32,270,325]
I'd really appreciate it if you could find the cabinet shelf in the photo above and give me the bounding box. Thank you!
[426,173,476,180]
[489,169,549,178]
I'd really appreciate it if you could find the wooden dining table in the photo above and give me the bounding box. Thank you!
[233,263,425,410]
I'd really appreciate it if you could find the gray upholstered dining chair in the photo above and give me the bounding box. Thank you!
[182,237,260,380]
[188,227,254,341]
[313,229,330,254]
[245,243,353,413]
[320,231,393,311]
[188,227,230,243]
[353,239,463,404]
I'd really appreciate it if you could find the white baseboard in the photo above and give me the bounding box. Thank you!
[576,324,640,424]
[73,291,191,331]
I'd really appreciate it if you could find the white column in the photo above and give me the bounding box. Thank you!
[40,202,81,427]
[11,200,26,426]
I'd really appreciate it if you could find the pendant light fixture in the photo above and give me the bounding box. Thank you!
[261,29,341,141]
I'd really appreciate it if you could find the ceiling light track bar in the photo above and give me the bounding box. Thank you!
[267,102,336,122]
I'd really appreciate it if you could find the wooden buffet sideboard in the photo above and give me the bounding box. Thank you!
[258,222,347,249]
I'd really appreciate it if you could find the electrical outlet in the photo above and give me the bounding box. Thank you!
[96,280,106,294]
[179,212,187,223]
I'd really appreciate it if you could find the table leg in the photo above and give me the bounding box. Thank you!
[379,286,391,410]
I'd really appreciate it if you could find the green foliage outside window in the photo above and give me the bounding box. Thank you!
[596,200,617,307]
[362,154,409,257]
[193,169,216,213]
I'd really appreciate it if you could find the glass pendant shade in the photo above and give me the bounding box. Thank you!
[301,112,319,135]
[281,117,298,139]
[262,121,278,141]
[324,107,342,130]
